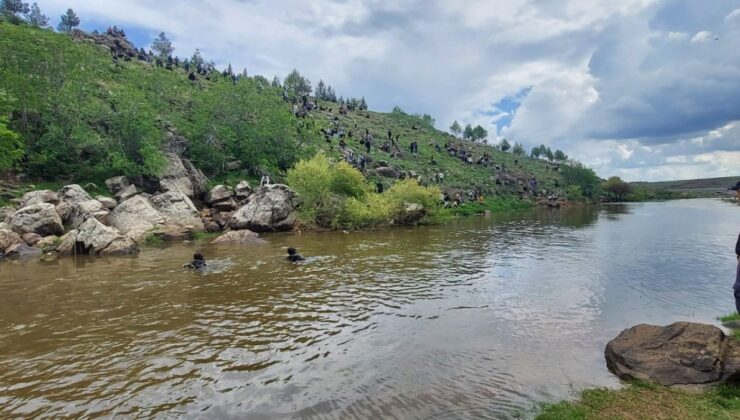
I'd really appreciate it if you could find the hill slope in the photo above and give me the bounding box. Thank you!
[0,23,565,199]
[631,176,740,198]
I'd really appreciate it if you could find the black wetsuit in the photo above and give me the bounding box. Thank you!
[287,254,305,262]
[185,259,207,269]
[734,233,740,313]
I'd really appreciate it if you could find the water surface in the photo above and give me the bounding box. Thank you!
[0,199,737,418]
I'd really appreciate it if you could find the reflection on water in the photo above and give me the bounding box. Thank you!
[0,199,737,418]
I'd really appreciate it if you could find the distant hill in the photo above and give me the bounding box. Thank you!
[631,176,740,198]
[0,23,568,199]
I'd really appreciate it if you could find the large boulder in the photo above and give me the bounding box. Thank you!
[7,203,65,237]
[56,230,79,255]
[375,166,401,179]
[229,184,299,232]
[0,229,24,253]
[116,184,139,201]
[35,235,60,253]
[58,184,93,205]
[211,229,266,245]
[205,185,234,205]
[21,232,42,246]
[105,176,130,195]
[605,322,740,387]
[62,199,109,230]
[159,154,208,198]
[4,242,42,259]
[76,218,138,256]
[234,181,252,201]
[97,196,118,210]
[20,190,59,207]
[149,191,204,231]
[107,195,167,239]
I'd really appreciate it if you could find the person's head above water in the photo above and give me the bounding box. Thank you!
[731,181,740,199]
[193,253,205,261]
[287,247,298,256]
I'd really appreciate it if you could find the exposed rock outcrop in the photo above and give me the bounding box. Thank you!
[605,322,740,387]
[234,180,252,202]
[229,184,299,232]
[211,230,266,244]
[97,196,118,210]
[105,176,130,195]
[4,242,42,258]
[8,203,65,237]
[159,153,208,198]
[76,218,139,256]
[58,184,93,205]
[20,190,59,208]
[205,185,234,205]
[150,191,204,231]
[0,229,24,253]
[107,195,167,240]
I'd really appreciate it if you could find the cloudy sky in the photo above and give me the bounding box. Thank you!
[37,0,740,181]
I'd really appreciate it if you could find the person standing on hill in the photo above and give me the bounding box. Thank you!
[731,181,740,313]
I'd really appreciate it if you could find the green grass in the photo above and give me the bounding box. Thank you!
[720,312,740,323]
[193,231,221,241]
[536,383,740,420]
[441,196,534,217]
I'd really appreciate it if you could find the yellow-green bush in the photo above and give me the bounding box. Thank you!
[287,154,442,229]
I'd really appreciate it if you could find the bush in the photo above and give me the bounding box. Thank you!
[0,118,23,171]
[287,154,442,229]
[565,185,585,201]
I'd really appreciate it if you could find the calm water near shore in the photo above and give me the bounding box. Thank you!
[0,199,737,418]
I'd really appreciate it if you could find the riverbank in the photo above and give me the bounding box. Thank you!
[536,381,740,419]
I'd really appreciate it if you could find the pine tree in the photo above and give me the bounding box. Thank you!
[25,2,47,26]
[512,142,526,156]
[359,97,368,110]
[315,80,326,100]
[56,8,79,33]
[326,86,336,102]
[499,138,511,152]
[152,32,174,60]
[462,124,473,140]
[554,149,568,161]
[190,49,204,70]
[1,0,29,23]
[283,69,312,97]
[271,75,281,87]
[472,125,488,142]
[450,120,462,137]
[545,146,554,161]
[531,145,541,159]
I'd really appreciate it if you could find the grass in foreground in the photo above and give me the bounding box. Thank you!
[720,312,740,323]
[536,382,740,420]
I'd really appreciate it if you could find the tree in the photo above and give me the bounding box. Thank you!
[450,120,461,137]
[561,162,599,198]
[26,2,47,27]
[471,125,487,142]
[283,68,312,98]
[530,145,542,159]
[315,79,327,100]
[1,0,29,23]
[359,97,368,110]
[152,32,174,60]
[271,75,281,87]
[544,146,554,161]
[512,142,526,156]
[554,149,568,161]
[462,124,474,140]
[56,8,79,33]
[0,118,24,171]
[190,49,204,69]
[602,176,632,201]
[499,138,511,152]
[421,113,435,127]
[391,105,405,114]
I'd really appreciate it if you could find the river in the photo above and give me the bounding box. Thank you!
[0,199,737,418]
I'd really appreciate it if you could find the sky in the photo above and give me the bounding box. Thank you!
[36,0,740,181]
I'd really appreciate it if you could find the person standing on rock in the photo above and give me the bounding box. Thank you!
[732,181,740,313]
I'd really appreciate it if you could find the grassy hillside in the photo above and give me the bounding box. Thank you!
[631,176,740,199]
[0,23,566,200]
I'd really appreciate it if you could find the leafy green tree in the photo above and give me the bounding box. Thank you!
[531,145,542,158]
[499,138,511,152]
[472,125,488,142]
[0,118,24,170]
[1,0,29,23]
[271,75,281,87]
[392,105,405,114]
[56,8,79,33]
[512,142,526,156]
[544,146,554,161]
[462,123,473,140]
[26,2,47,27]
[421,113,435,127]
[283,68,312,98]
[554,149,567,161]
[450,120,461,137]
[602,176,632,201]
[152,32,174,60]
[561,163,599,198]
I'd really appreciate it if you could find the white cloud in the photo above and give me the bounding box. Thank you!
[690,30,714,43]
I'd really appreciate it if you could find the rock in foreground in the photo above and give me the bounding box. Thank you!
[230,184,299,232]
[605,322,740,387]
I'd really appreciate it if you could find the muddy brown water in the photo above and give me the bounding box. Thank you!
[0,199,737,418]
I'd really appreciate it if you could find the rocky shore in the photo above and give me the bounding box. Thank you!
[0,153,299,260]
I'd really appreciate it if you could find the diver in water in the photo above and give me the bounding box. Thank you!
[287,247,306,262]
[184,253,207,269]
